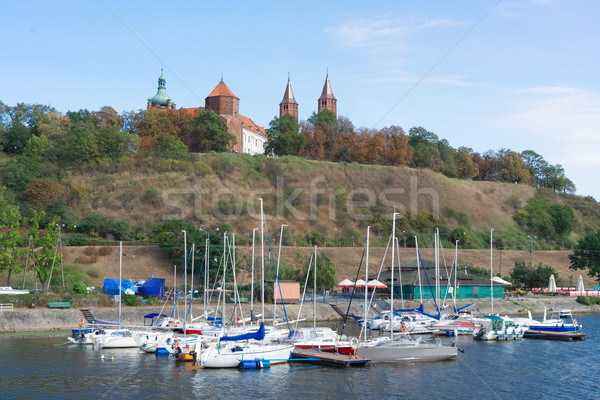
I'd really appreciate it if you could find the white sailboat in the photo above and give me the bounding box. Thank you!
[358,223,458,362]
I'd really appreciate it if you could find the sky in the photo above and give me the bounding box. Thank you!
[2,1,600,199]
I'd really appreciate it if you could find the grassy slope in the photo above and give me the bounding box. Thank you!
[62,153,535,236]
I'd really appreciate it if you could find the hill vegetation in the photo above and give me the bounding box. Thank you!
[1,101,600,289]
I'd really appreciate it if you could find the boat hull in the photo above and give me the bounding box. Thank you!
[201,344,294,368]
[358,343,457,362]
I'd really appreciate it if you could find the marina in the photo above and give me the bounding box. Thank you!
[1,315,599,399]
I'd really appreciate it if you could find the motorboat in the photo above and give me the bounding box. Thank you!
[279,327,354,355]
[513,309,582,333]
[427,315,482,335]
[473,316,526,341]
[0,287,29,295]
[357,336,458,362]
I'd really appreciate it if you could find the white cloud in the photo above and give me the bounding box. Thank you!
[326,16,464,51]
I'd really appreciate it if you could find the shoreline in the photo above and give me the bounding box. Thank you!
[1,296,598,333]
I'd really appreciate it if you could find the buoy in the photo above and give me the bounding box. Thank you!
[53,344,56,348]
[48,335,52,339]
[111,356,114,361]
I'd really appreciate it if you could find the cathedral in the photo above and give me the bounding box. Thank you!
[146,70,337,154]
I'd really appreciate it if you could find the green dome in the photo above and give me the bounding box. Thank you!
[148,70,175,107]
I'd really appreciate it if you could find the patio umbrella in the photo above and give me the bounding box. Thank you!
[337,279,355,288]
[367,279,387,288]
[576,275,585,292]
[548,274,557,292]
[354,279,367,288]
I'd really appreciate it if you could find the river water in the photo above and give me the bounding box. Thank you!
[2,316,599,399]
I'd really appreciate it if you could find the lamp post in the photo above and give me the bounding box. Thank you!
[402,231,406,248]
[334,228,337,247]
[528,235,536,265]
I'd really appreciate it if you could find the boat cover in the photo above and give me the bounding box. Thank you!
[137,278,165,298]
[220,323,265,342]
[101,279,135,295]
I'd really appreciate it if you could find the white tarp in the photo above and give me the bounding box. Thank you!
[491,276,512,286]
[576,275,585,292]
[548,274,557,292]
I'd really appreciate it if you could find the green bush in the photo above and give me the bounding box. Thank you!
[576,296,600,306]
[141,188,161,207]
[73,281,88,295]
[123,294,141,306]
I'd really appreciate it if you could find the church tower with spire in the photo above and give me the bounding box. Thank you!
[318,72,336,116]
[147,68,175,109]
[279,76,299,121]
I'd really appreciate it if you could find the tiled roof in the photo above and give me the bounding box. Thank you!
[207,80,239,99]
[239,114,267,137]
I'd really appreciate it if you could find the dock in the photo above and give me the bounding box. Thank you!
[290,348,370,367]
[524,330,586,341]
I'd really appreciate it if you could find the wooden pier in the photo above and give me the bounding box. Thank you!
[291,348,370,367]
[523,330,586,341]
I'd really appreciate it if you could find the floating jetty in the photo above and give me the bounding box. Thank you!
[523,330,586,341]
[290,348,370,367]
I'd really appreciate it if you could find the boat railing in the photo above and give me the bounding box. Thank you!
[0,303,14,311]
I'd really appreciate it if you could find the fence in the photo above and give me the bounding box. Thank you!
[0,303,14,311]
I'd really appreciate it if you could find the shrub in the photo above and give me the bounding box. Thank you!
[97,247,113,256]
[576,296,600,306]
[24,178,65,208]
[73,281,88,295]
[86,267,102,278]
[123,294,141,306]
[74,254,94,265]
[141,188,162,206]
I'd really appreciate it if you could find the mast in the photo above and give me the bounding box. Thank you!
[204,238,209,322]
[364,226,370,342]
[250,228,257,320]
[259,198,265,325]
[313,245,317,335]
[273,224,287,322]
[390,212,399,340]
[454,240,459,312]
[490,228,494,314]
[415,236,423,304]
[119,241,122,325]
[190,243,195,322]
[182,230,187,327]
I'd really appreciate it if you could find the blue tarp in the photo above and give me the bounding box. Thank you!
[220,323,265,342]
[137,278,165,298]
[101,279,135,295]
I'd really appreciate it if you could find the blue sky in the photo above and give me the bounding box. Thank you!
[2,1,600,198]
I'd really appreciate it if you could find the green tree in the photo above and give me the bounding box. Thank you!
[264,114,305,156]
[408,126,443,171]
[510,261,559,289]
[3,123,31,153]
[23,134,51,160]
[59,120,98,164]
[569,229,600,282]
[33,216,60,293]
[297,251,337,291]
[0,205,23,286]
[96,125,130,159]
[2,156,41,192]
[187,110,236,153]
[155,132,189,160]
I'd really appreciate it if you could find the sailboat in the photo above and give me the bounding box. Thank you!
[89,242,139,349]
[197,199,294,368]
[357,223,458,362]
